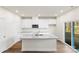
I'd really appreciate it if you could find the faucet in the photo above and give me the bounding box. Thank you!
[35,31,43,36]
[35,31,40,36]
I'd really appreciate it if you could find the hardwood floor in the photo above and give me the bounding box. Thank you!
[3,40,77,53]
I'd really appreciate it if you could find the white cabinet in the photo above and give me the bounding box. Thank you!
[21,19,56,28]
[38,20,48,28]
[21,19,32,28]
[21,18,57,38]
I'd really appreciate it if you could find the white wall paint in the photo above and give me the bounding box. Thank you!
[0,7,20,52]
[57,7,79,41]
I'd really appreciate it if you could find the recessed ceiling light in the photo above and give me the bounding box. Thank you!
[60,10,64,13]
[16,10,19,13]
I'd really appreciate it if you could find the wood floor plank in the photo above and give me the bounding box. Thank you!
[3,40,77,53]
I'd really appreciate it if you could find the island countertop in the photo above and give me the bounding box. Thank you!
[21,34,58,39]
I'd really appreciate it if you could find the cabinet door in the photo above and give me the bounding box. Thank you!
[38,19,48,28]
[65,22,71,45]
[21,19,32,28]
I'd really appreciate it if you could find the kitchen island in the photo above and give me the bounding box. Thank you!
[21,34,58,52]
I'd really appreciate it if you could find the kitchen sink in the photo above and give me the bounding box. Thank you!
[35,34,43,36]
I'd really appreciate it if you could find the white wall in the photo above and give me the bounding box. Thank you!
[0,7,20,52]
[57,7,79,41]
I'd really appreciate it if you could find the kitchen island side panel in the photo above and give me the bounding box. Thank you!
[21,39,57,51]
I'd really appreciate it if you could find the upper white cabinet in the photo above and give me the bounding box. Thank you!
[21,18,56,28]
[21,19,32,28]
[38,20,48,28]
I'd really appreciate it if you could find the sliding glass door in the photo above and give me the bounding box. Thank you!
[73,22,79,51]
[65,22,79,52]
[65,22,71,46]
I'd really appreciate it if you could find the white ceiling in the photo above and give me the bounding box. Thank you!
[2,6,77,17]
